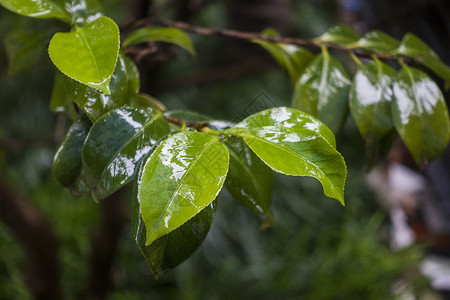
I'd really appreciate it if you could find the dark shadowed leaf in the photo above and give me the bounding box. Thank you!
[225,137,274,226]
[228,107,346,205]
[48,16,120,94]
[392,65,450,167]
[292,47,351,133]
[82,107,170,201]
[131,94,167,112]
[349,59,396,168]
[139,131,229,246]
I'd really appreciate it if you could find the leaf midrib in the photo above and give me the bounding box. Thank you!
[78,26,102,82]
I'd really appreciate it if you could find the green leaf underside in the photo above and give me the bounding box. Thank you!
[392,66,450,166]
[133,159,215,277]
[225,138,274,222]
[231,107,345,205]
[123,27,196,56]
[48,16,120,94]
[349,60,396,166]
[82,107,170,201]
[139,131,229,246]
[53,116,91,187]
[4,30,49,75]
[53,53,139,122]
[0,0,71,21]
[314,25,360,45]
[352,30,400,53]
[292,49,351,133]
[396,33,450,86]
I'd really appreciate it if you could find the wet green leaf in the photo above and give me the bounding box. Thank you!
[0,0,71,22]
[123,27,196,57]
[131,94,167,112]
[64,0,102,25]
[351,30,400,53]
[392,65,450,167]
[139,131,229,246]
[225,137,274,226]
[50,71,78,120]
[229,107,345,205]
[314,25,360,45]
[132,161,215,278]
[396,33,450,88]
[4,30,49,75]
[82,107,170,201]
[54,52,139,122]
[53,116,91,188]
[349,60,396,167]
[292,47,351,133]
[48,16,120,94]
[164,110,212,123]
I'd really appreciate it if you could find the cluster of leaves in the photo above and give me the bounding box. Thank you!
[0,0,348,277]
[255,25,450,168]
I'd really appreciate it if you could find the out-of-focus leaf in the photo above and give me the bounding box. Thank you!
[349,60,396,168]
[139,131,229,246]
[55,52,139,122]
[64,0,102,25]
[50,71,78,120]
[131,94,167,112]
[351,30,400,53]
[132,160,215,278]
[392,65,450,167]
[123,27,196,57]
[164,110,212,123]
[225,137,274,227]
[0,0,71,22]
[292,47,351,133]
[4,30,49,75]
[314,25,360,45]
[53,116,91,188]
[82,107,170,201]
[395,33,450,88]
[48,16,120,94]
[228,107,345,205]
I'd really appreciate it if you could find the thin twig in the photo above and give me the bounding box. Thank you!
[165,116,210,131]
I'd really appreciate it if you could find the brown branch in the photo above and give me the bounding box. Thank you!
[165,116,210,131]
[128,18,420,63]
[0,177,61,300]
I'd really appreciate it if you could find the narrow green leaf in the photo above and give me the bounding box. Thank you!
[82,107,170,201]
[131,94,167,112]
[4,30,49,74]
[133,160,215,278]
[64,0,102,25]
[392,65,450,167]
[314,25,360,45]
[292,47,351,133]
[139,131,229,246]
[123,27,196,57]
[396,33,450,87]
[53,116,91,188]
[164,110,212,123]
[48,16,120,94]
[0,0,71,22]
[349,60,396,167]
[225,137,274,225]
[229,107,346,205]
[351,30,400,53]
[55,52,139,122]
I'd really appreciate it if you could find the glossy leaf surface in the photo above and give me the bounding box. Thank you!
[314,25,360,45]
[0,0,71,22]
[64,0,102,25]
[53,116,91,187]
[392,66,450,166]
[4,30,49,74]
[48,16,120,94]
[50,71,78,120]
[131,94,167,112]
[396,33,450,87]
[123,27,196,56]
[352,30,400,53]
[230,107,345,205]
[82,107,170,200]
[139,131,229,245]
[350,60,396,165]
[225,137,274,225]
[133,161,215,278]
[292,48,351,133]
[54,53,139,122]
